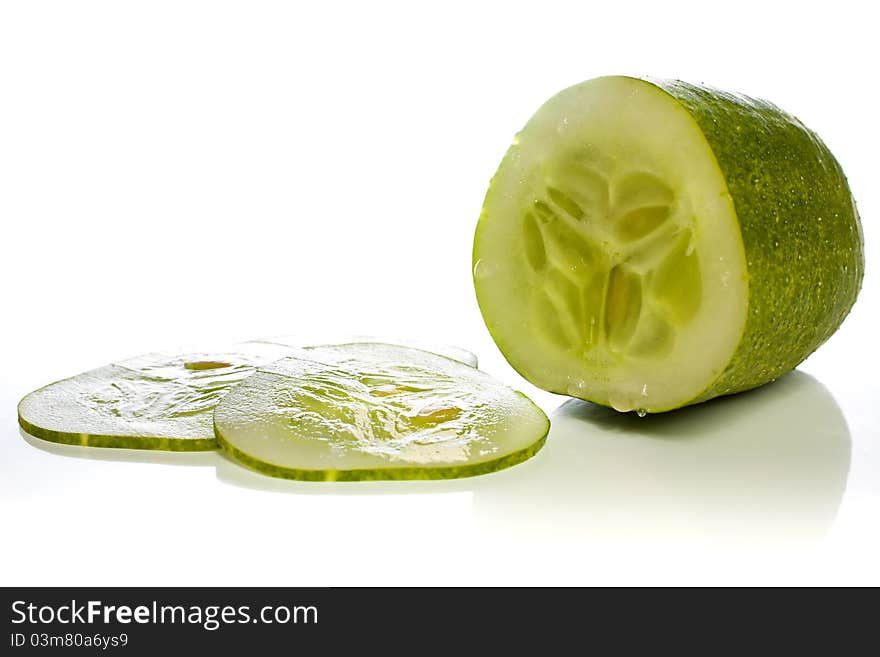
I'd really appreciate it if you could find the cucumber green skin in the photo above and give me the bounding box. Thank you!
[18,412,216,451]
[651,79,864,403]
[214,415,549,482]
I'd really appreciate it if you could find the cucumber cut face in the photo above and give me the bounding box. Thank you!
[475,76,747,412]
[474,76,863,412]
[213,343,549,481]
[17,342,303,450]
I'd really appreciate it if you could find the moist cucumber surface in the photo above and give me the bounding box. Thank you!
[213,343,549,481]
[261,335,479,368]
[473,75,863,413]
[17,342,301,450]
[18,339,479,451]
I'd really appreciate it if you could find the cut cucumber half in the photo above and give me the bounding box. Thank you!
[17,342,302,450]
[473,76,864,413]
[213,343,549,481]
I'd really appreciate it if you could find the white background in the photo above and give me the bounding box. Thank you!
[1,1,877,585]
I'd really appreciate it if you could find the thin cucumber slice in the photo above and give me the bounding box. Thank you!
[259,334,478,368]
[17,342,302,450]
[213,343,549,481]
[18,338,480,452]
[473,76,863,413]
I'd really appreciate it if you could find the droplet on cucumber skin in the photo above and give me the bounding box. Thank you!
[473,259,495,280]
[609,393,633,413]
[636,408,647,418]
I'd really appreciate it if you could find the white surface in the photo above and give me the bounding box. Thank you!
[1,1,877,586]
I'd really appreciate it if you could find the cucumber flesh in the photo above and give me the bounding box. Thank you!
[19,338,479,451]
[475,76,747,412]
[213,343,549,481]
[260,335,478,368]
[17,342,301,450]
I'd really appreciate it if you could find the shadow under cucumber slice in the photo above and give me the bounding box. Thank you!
[213,343,549,481]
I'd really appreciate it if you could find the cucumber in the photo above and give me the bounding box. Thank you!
[18,338,479,452]
[17,342,301,450]
[473,76,864,413]
[213,343,549,481]
[261,335,479,368]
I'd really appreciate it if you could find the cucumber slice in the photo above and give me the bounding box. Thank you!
[213,343,549,481]
[17,342,302,450]
[307,342,478,369]
[18,338,479,452]
[261,335,478,368]
[473,76,864,413]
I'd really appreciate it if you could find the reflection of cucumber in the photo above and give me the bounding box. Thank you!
[474,371,851,544]
[473,76,864,413]
[214,343,549,481]
[17,342,301,450]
